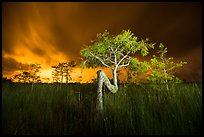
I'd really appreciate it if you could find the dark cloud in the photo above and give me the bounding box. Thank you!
[2,2,202,81]
[2,2,33,54]
[176,46,202,81]
[128,2,202,58]
[2,57,30,74]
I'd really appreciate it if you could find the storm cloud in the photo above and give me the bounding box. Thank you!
[2,2,202,81]
[2,57,30,76]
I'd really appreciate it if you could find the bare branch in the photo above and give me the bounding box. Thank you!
[114,54,117,65]
[108,46,118,65]
[118,62,130,68]
[103,56,115,64]
[110,59,115,64]
[90,52,112,69]
[117,52,130,66]
[104,56,111,61]
[115,45,121,52]
[110,47,114,52]
[118,59,131,68]
[166,66,176,72]
[82,59,87,66]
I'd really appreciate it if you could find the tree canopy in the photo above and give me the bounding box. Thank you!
[80,30,155,69]
[147,43,187,84]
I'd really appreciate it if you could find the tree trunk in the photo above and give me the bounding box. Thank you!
[162,55,169,91]
[61,72,63,83]
[165,79,169,90]
[96,71,103,112]
[31,83,34,91]
[113,68,118,91]
[66,69,68,83]
[96,70,118,112]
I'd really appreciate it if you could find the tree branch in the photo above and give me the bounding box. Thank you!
[118,61,130,68]
[110,46,117,65]
[103,56,115,64]
[115,45,121,52]
[114,54,117,65]
[90,52,112,69]
[117,52,130,66]
[166,66,176,72]
[110,47,114,52]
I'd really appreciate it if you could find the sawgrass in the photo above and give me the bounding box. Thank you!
[2,81,202,135]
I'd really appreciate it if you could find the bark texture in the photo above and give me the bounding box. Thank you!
[96,70,118,112]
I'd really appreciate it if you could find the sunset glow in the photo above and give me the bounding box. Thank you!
[40,68,53,83]
[2,2,202,83]
[2,3,202,135]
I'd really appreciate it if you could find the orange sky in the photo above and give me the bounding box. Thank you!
[2,2,202,82]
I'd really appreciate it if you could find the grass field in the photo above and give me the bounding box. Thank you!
[2,80,202,135]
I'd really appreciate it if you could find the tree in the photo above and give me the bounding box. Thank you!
[13,71,32,83]
[12,63,42,84]
[65,60,76,83]
[52,65,61,83]
[2,76,12,83]
[29,63,42,83]
[80,29,155,112]
[52,63,66,84]
[51,61,76,84]
[58,62,67,83]
[147,43,187,90]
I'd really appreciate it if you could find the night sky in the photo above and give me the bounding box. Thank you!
[2,2,202,82]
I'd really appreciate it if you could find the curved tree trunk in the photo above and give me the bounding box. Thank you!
[96,70,118,113]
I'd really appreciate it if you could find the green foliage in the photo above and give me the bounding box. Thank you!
[127,60,150,84]
[129,58,150,75]
[147,43,187,84]
[129,58,140,70]
[127,43,187,85]
[80,29,155,69]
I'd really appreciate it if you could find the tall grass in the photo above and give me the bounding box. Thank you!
[2,81,202,135]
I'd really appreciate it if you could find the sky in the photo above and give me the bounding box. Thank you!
[2,2,202,83]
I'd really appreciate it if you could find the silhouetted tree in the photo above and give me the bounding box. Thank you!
[12,63,42,84]
[13,71,32,83]
[52,65,61,83]
[66,60,76,83]
[2,77,12,83]
[52,61,76,83]
[29,63,42,83]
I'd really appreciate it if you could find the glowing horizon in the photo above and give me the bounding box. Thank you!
[4,65,127,83]
[2,3,202,82]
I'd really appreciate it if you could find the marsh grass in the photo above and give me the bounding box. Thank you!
[2,81,202,135]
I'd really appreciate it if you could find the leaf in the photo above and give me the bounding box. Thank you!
[149,43,155,49]
[80,29,157,70]
[159,43,164,48]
